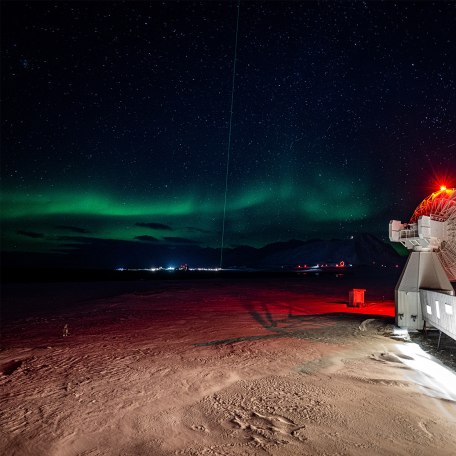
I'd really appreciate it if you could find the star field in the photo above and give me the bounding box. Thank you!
[1,1,455,267]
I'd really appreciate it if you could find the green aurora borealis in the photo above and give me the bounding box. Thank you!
[2,2,454,267]
[1,176,378,254]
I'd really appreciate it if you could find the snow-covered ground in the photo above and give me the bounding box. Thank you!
[1,277,456,455]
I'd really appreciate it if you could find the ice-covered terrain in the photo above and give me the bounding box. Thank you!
[1,276,456,455]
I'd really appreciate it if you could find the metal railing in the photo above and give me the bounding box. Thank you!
[399,228,418,239]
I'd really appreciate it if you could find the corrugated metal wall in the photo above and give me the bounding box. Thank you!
[420,289,456,341]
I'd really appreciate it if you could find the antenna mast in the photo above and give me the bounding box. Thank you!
[220,0,240,269]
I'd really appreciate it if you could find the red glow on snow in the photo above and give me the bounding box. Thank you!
[1,280,396,348]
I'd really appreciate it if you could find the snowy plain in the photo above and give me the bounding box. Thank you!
[1,274,456,455]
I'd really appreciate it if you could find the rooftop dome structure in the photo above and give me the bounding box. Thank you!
[410,187,456,225]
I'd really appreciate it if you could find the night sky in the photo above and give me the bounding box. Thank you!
[1,1,455,268]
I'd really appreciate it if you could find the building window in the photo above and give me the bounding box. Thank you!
[426,305,432,315]
[445,303,453,315]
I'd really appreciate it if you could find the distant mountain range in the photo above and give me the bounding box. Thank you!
[2,233,405,270]
[221,233,404,269]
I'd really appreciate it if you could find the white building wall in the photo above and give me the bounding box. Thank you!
[395,251,454,330]
[420,290,456,341]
